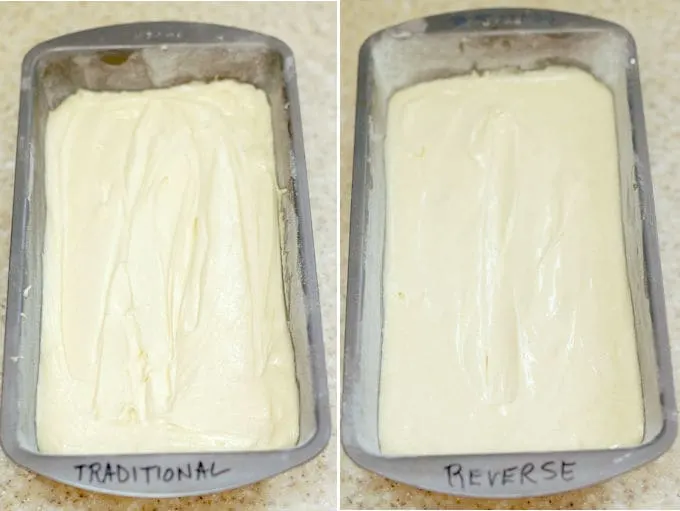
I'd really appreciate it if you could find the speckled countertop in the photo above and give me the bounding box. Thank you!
[0,2,336,510]
[340,0,680,509]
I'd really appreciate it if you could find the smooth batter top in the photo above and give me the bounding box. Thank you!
[379,67,644,455]
[37,81,299,454]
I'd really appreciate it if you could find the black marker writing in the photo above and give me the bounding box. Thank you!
[562,461,576,481]
[520,462,536,484]
[140,465,159,484]
[445,460,577,490]
[541,460,557,480]
[469,468,481,487]
[177,464,192,481]
[74,461,231,485]
[501,466,517,485]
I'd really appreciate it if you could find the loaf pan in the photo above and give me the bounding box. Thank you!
[1,22,330,498]
[342,8,676,498]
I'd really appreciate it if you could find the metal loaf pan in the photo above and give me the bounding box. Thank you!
[342,8,676,498]
[1,22,330,497]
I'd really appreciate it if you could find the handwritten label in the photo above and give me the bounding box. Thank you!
[74,461,230,485]
[445,460,576,490]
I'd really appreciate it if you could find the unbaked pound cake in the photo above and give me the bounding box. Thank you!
[379,67,643,455]
[37,81,299,454]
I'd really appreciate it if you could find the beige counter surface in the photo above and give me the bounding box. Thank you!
[0,2,336,510]
[340,0,680,508]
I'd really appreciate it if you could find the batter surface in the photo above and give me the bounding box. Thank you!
[379,67,644,455]
[37,81,299,454]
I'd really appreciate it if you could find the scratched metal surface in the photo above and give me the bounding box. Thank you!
[0,2,337,510]
[340,0,680,509]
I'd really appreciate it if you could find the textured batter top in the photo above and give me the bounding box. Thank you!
[379,67,644,455]
[37,81,299,454]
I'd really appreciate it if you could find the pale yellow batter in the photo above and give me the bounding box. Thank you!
[379,67,644,455]
[37,81,299,454]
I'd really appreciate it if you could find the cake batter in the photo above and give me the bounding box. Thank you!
[37,81,299,454]
[379,67,644,455]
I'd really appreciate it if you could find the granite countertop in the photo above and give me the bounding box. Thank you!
[0,2,336,510]
[340,0,680,508]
